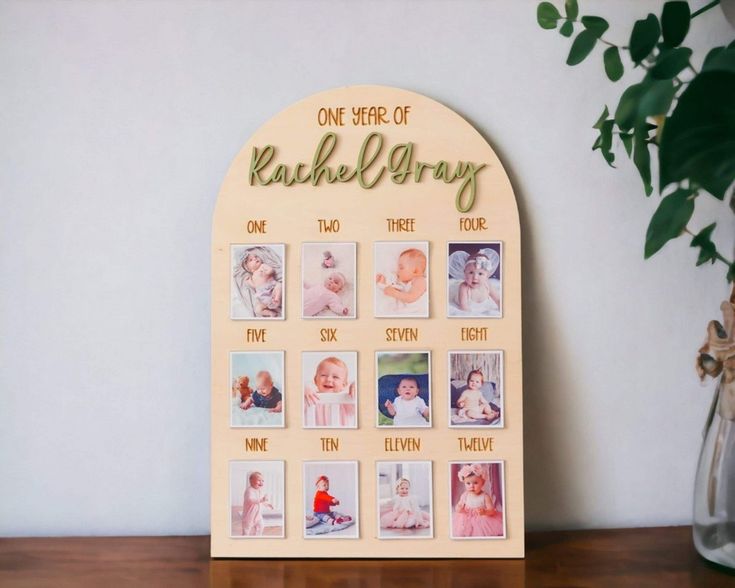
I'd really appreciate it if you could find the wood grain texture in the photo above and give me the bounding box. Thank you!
[211,85,524,558]
[2,527,734,587]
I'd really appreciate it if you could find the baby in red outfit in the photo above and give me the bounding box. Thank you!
[313,475,352,525]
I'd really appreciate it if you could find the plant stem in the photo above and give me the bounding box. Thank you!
[566,20,627,49]
[692,0,720,18]
[599,37,626,49]
[684,227,734,267]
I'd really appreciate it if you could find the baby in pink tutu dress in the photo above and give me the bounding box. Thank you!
[452,463,504,538]
[380,478,431,530]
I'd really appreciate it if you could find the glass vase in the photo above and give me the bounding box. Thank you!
[693,377,735,568]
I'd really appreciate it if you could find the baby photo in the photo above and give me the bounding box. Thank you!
[302,242,356,319]
[303,461,359,539]
[229,460,285,538]
[377,461,433,539]
[231,244,285,320]
[448,351,503,428]
[447,242,502,318]
[376,351,431,428]
[374,241,429,318]
[302,352,358,429]
[230,351,284,428]
[450,461,506,539]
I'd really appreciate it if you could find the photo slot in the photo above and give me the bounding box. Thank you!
[377,461,433,540]
[302,352,358,429]
[449,461,506,540]
[447,242,502,318]
[302,242,357,319]
[448,351,504,428]
[229,460,285,538]
[376,351,431,428]
[230,351,285,428]
[303,461,360,539]
[231,244,286,320]
[374,241,429,318]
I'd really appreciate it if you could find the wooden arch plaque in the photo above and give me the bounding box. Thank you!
[211,86,523,558]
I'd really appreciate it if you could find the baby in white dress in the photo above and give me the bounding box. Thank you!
[380,478,431,529]
[457,254,500,314]
[447,247,501,317]
[384,377,430,427]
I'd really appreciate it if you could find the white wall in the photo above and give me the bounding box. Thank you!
[1,0,732,536]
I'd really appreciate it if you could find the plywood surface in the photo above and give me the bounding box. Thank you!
[211,86,523,557]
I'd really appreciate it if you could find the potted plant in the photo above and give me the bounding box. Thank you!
[537,0,735,567]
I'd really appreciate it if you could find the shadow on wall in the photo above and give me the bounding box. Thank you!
[463,110,581,531]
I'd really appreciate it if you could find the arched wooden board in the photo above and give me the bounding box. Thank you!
[211,86,523,558]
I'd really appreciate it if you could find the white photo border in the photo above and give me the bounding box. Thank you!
[301,350,359,430]
[302,460,360,540]
[446,241,503,319]
[375,460,434,540]
[230,243,286,321]
[229,350,286,429]
[448,460,507,540]
[301,241,357,320]
[447,350,505,429]
[375,350,432,429]
[228,459,286,539]
[373,240,430,319]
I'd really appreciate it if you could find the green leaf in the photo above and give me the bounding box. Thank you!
[593,106,610,129]
[614,79,676,132]
[633,126,653,195]
[620,132,634,156]
[703,46,726,70]
[629,14,661,64]
[599,120,615,166]
[691,223,715,246]
[538,2,561,29]
[645,188,695,258]
[564,0,579,20]
[699,247,717,265]
[728,262,735,283]
[567,29,598,65]
[690,223,718,266]
[581,15,609,38]
[604,46,624,81]
[614,83,646,131]
[701,250,718,265]
[638,79,677,118]
[650,47,693,79]
[702,47,735,74]
[661,1,690,47]
[559,20,574,37]
[659,71,735,199]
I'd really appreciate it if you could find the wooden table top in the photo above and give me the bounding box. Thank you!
[1,526,734,587]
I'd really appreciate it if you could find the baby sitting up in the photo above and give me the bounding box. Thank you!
[303,272,351,317]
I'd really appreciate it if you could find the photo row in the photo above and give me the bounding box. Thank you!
[229,460,506,540]
[230,350,504,429]
[230,241,503,320]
